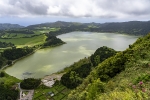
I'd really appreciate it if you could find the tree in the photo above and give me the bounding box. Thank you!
[20,78,41,89]
[61,71,82,89]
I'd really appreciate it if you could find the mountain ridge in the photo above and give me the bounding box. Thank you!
[26,20,150,35]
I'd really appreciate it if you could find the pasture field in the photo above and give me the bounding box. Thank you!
[33,27,60,34]
[0,34,46,47]
[0,71,21,87]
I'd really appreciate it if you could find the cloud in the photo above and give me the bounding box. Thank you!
[0,0,150,19]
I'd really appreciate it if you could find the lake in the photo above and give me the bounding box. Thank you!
[5,32,139,79]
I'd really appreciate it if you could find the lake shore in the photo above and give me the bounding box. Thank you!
[1,42,66,70]
[4,32,139,79]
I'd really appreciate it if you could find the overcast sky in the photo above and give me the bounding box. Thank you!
[0,0,150,26]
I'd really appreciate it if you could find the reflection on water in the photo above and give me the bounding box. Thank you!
[5,32,139,79]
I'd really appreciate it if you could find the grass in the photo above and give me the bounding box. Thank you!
[0,71,21,87]
[33,83,71,100]
[33,28,60,34]
[97,41,150,99]
[0,28,60,48]
[49,28,60,32]
[66,34,150,100]
[0,49,4,52]
[1,33,35,38]
[0,34,46,47]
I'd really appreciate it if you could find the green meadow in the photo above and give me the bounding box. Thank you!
[0,34,46,47]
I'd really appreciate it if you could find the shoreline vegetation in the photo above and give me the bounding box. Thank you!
[1,42,65,71]
[0,35,66,72]
[41,42,66,49]
[1,47,40,70]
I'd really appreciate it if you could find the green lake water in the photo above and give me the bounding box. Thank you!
[5,32,139,79]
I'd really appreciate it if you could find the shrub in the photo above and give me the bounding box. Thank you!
[134,74,150,84]
[20,78,41,89]
[0,71,5,77]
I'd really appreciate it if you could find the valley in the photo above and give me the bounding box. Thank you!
[4,32,138,79]
[0,21,149,100]
[1,0,150,99]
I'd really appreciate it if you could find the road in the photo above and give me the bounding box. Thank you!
[17,83,34,100]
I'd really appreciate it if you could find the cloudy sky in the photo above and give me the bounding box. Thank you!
[0,0,149,26]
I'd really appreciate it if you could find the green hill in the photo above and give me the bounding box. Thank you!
[0,23,24,30]
[61,46,117,89]
[67,33,150,100]
[26,21,150,35]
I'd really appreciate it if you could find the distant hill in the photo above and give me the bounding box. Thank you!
[26,21,150,35]
[96,21,150,35]
[26,21,82,29]
[0,23,24,30]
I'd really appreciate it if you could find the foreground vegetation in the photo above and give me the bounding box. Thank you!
[61,46,117,89]
[67,33,150,99]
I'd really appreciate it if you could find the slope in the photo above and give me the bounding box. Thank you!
[67,33,150,100]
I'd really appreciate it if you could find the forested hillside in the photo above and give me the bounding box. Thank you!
[92,21,150,35]
[67,33,150,100]
[43,35,65,47]
[0,47,34,69]
[61,46,117,89]
[26,21,150,35]
[0,56,7,68]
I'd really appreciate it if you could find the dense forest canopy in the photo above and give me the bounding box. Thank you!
[0,84,19,100]
[0,47,34,69]
[0,55,7,69]
[20,78,41,89]
[0,41,14,48]
[2,47,34,60]
[43,35,65,47]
